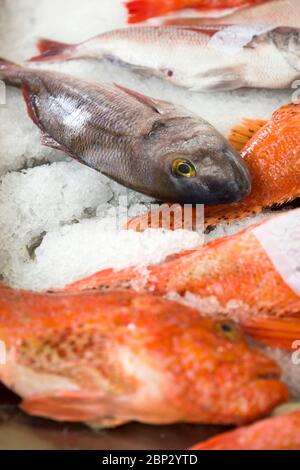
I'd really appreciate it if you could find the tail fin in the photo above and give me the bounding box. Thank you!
[29,38,74,62]
[126,0,177,23]
[242,317,300,351]
[0,58,21,87]
[0,57,19,72]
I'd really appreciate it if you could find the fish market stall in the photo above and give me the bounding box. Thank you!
[0,0,299,451]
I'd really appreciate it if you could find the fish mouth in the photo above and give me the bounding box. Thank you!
[221,148,252,203]
[256,371,281,380]
[254,355,282,381]
[192,147,252,206]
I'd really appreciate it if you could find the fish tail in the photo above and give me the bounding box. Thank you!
[242,317,300,351]
[0,57,22,86]
[126,0,180,23]
[29,38,74,62]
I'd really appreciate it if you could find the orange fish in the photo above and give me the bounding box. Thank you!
[66,209,300,350]
[126,101,300,231]
[126,0,270,23]
[0,285,287,427]
[190,410,300,449]
[164,0,298,28]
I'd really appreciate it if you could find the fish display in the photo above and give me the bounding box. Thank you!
[65,209,300,351]
[190,410,300,449]
[0,58,250,205]
[0,285,287,426]
[125,0,270,24]
[126,100,300,231]
[163,0,299,28]
[29,25,300,92]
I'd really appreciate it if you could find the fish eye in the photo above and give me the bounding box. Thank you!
[216,322,237,341]
[172,159,196,178]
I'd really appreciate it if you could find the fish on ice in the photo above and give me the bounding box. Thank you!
[65,209,300,352]
[0,58,250,205]
[0,285,288,427]
[29,24,300,92]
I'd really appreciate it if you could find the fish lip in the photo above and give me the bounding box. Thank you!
[222,148,252,202]
[254,358,282,381]
[256,371,281,380]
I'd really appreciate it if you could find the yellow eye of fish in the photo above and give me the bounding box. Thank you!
[216,322,237,341]
[172,159,196,178]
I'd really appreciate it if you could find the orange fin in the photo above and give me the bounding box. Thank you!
[126,0,171,23]
[29,38,73,62]
[229,118,267,151]
[125,205,200,232]
[20,390,106,423]
[242,317,300,351]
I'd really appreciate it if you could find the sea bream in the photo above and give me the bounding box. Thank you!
[0,58,250,204]
[29,24,300,91]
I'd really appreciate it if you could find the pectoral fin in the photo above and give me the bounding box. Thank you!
[20,390,108,423]
[191,66,246,92]
[242,317,300,350]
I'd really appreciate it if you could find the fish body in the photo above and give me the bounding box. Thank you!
[30,25,300,92]
[164,0,299,27]
[66,209,300,350]
[0,286,287,426]
[190,410,300,449]
[125,0,270,23]
[0,58,250,205]
[126,100,300,230]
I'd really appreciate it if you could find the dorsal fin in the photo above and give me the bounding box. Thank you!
[229,118,268,151]
[114,84,174,115]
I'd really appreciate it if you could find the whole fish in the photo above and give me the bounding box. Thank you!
[65,209,300,350]
[126,100,300,230]
[29,25,300,92]
[190,410,300,449]
[125,0,270,23]
[0,58,250,205]
[164,0,299,27]
[0,286,287,426]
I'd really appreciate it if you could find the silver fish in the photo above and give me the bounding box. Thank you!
[0,59,251,204]
[29,24,300,91]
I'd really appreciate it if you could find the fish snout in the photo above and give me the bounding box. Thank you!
[198,146,252,205]
[220,148,252,203]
